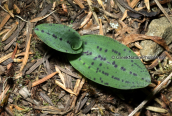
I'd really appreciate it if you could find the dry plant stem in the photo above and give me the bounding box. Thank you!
[0,85,10,102]
[0,28,9,35]
[55,80,76,95]
[99,19,104,35]
[32,72,58,87]
[3,3,14,17]
[55,65,65,87]
[154,0,172,25]
[73,79,81,94]
[0,52,13,63]
[79,11,93,29]
[29,10,57,23]
[0,51,33,64]
[128,72,172,116]
[144,0,150,11]
[97,0,105,10]
[7,43,18,69]
[2,21,18,41]
[87,0,99,25]
[20,34,32,71]
[76,78,85,96]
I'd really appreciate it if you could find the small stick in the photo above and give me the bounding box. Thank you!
[20,34,32,71]
[154,0,172,25]
[129,72,172,116]
[32,72,58,87]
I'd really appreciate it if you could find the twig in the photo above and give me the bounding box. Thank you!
[154,0,172,25]
[129,72,172,116]
[32,72,58,87]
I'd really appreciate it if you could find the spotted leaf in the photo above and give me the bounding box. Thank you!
[34,24,83,54]
[67,35,151,89]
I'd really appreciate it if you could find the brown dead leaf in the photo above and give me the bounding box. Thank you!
[121,34,169,51]
[13,4,20,14]
[0,14,10,31]
[74,0,85,9]
[79,11,93,29]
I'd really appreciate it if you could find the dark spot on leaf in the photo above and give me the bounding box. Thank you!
[112,61,115,65]
[131,60,133,62]
[79,58,81,61]
[123,49,126,51]
[97,46,99,49]
[133,73,137,76]
[99,48,102,51]
[93,57,97,60]
[83,63,85,65]
[107,61,111,64]
[94,78,96,80]
[46,32,50,35]
[89,52,92,55]
[52,34,57,39]
[35,28,39,30]
[103,58,106,61]
[104,83,108,85]
[69,29,70,31]
[114,65,118,68]
[41,30,44,33]
[99,63,102,66]
[121,67,126,71]
[129,71,132,74]
[125,81,130,84]
[131,64,133,66]
[105,49,108,52]
[85,42,87,45]
[98,55,101,58]
[88,66,91,69]
[122,80,124,82]
[91,62,94,65]
[112,76,120,81]
[60,38,62,41]
[105,73,109,76]
[142,78,144,80]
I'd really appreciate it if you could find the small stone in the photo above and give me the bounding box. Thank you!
[140,17,172,61]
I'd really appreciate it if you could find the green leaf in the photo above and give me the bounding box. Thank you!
[67,35,151,89]
[34,24,83,54]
